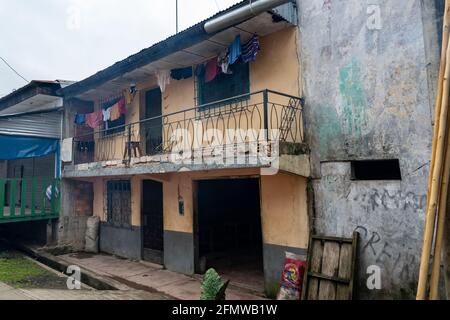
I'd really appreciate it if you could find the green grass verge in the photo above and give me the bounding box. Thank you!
[0,249,67,289]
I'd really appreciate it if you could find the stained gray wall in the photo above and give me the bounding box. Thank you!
[99,223,142,260]
[297,0,442,299]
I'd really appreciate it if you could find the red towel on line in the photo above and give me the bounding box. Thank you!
[205,58,220,82]
[86,110,103,129]
[118,97,126,115]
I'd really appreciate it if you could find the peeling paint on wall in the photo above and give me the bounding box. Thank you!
[298,0,438,299]
[339,58,367,140]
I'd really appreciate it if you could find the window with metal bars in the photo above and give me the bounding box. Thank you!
[106,180,131,227]
[197,58,250,107]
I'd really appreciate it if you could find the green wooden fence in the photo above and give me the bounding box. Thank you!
[0,177,60,224]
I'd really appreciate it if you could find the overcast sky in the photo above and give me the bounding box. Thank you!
[0,0,241,98]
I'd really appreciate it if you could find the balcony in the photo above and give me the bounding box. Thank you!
[65,89,308,177]
[0,177,60,224]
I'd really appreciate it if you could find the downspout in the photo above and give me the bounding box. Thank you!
[204,0,291,34]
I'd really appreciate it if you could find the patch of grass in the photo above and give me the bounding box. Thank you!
[0,249,67,289]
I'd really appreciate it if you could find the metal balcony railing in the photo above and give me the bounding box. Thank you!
[71,89,304,166]
[0,177,60,224]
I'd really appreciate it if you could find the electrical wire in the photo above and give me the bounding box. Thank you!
[0,56,28,83]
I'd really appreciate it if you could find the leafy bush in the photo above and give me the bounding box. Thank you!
[200,268,228,300]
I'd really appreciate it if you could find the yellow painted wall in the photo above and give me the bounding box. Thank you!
[162,168,309,250]
[250,27,300,96]
[163,168,260,233]
[260,173,309,248]
[88,167,309,250]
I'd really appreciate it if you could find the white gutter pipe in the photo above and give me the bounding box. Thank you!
[204,0,291,34]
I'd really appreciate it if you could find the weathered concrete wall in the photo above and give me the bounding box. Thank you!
[58,179,94,250]
[297,0,441,299]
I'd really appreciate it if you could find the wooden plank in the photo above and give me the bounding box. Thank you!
[51,179,56,215]
[349,231,360,299]
[31,178,37,216]
[41,177,47,214]
[336,243,353,299]
[312,235,353,243]
[0,179,4,218]
[302,235,314,300]
[20,178,27,217]
[309,272,350,284]
[307,239,323,300]
[9,179,16,217]
[318,241,340,300]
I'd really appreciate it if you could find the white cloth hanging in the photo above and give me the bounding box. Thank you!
[102,108,111,122]
[156,70,171,93]
[218,51,232,75]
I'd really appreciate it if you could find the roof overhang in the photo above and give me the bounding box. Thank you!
[0,94,63,117]
[61,0,297,101]
[0,80,72,116]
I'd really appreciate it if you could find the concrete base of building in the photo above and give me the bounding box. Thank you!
[164,230,195,275]
[99,223,142,260]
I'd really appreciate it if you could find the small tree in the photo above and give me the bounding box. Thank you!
[200,268,229,300]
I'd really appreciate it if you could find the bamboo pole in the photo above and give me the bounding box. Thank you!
[430,104,450,299]
[428,2,450,300]
[417,37,450,300]
[426,0,450,211]
[417,0,450,299]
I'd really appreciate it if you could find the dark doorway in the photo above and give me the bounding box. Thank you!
[142,180,164,264]
[144,88,162,155]
[195,178,264,293]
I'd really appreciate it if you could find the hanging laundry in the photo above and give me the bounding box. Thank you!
[242,35,260,63]
[218,51,232,75]
[74,114,86,125]
[156,70,171,92]
[118,97,126,115]
[85,110,103,129]
[171,67,193,80]
[124,89,136,105]
[228,35,241,65]
[205,58,220,83]
[102,108,111,122]
[110,104,121,121]
[195,64,205,77]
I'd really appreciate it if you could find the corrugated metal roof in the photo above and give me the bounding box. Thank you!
[0,110,62,139]
[61,0,296,99]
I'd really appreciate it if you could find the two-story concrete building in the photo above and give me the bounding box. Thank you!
[58,0,309,295]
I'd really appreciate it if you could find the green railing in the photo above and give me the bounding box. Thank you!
[0,177,60,224]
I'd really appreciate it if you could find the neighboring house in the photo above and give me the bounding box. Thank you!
[0,80,71,240]
[296,0,443,299]
[58,0,306,294]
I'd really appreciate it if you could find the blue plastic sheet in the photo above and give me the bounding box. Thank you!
[0,135,59,160]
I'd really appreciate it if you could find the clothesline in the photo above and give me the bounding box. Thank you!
[156,34,261,92]
[74,95,127,129]
[74,34,261,128]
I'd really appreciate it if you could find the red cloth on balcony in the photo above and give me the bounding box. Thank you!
[85,110,103,129]
[118,97,126,115]
[205,58,220,82]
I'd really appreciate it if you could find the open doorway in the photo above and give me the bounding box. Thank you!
[142,180,164,264]
[194,178,264,293]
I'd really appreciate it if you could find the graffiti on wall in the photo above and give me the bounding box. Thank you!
[354,225,418,287]
[353,188,426,212]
